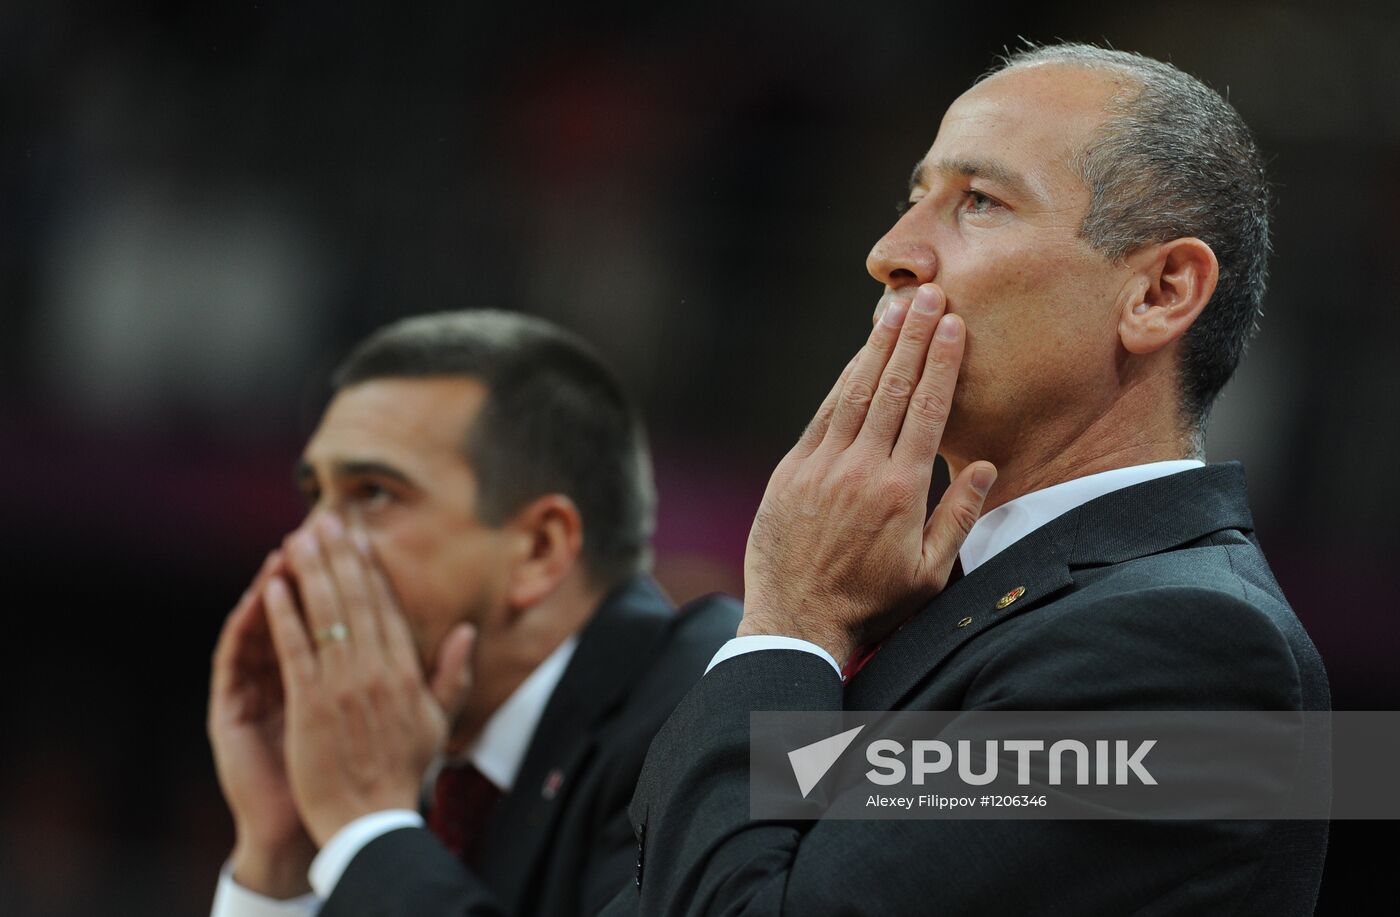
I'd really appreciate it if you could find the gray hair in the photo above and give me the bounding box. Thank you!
[988,43,1271,433]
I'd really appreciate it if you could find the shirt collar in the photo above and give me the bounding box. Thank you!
[959,460,1205,575]
[466,634,579,792]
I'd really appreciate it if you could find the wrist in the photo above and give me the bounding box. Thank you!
[307,792,419,849]
[230,834,317,899]
[738,605,857,663]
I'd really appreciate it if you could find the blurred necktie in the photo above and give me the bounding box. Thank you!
[428,762,502,866]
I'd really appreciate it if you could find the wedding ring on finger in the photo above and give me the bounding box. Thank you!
[315,621,349,646]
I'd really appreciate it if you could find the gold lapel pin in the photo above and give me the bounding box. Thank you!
[956,616,973,628]
[996,586,1027,610]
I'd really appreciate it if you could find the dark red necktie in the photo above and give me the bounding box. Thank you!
[842,557,965,680]
[428,762,502,866]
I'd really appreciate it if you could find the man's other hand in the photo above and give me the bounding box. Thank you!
[264,514,475,847]
[741,283,997,663]
[208,550,317,897]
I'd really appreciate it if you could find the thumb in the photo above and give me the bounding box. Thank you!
[429,623,476,718]
[922,462,996,586]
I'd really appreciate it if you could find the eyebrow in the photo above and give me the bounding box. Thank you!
[908,156,1040,203]
[294,458,415,489]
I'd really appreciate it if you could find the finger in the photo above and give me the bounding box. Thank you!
[792,355,858,457]
[804,289,920,457]
[820,294,911,451]
[367,563,422,677]
[264,575,318,697]
[316,514,381,659]
[345,513,390,651]
[285,526,350,679]
[922,462,997,582]
[428,623,476,718]
[892,310,965,472]
[211,550,284,701]
[856,284,946,453]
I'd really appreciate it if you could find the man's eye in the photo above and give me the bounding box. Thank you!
[962,190,998,213]
[895,199,919,216]
[353,483,394,510]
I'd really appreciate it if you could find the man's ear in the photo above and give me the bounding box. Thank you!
[1119,237,1219,355]
[503,493,584,612]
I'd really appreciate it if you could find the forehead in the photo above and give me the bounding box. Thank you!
[305,376,488,474]
[918,63,1126,197]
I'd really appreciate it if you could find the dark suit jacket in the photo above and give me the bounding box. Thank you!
[319,576,741,917]
[609,463,1330,917]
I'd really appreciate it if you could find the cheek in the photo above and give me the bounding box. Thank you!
[376,522,500,631]
[941,262,1043,382]
[946,249,1116,396]
[368,526,452,644]
[959,239,1108,322]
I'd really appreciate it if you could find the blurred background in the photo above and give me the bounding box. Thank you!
[2,1,1396,913]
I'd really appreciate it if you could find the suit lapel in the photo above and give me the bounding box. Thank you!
[843,462,1255,712]
[479,577,674,909]
[843,519,1076,711]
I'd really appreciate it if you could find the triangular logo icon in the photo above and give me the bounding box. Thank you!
[787,725,865,798]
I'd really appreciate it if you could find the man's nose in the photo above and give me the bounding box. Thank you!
[866,218,939,288]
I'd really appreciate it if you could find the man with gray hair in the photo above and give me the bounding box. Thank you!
[606,44,1328,915]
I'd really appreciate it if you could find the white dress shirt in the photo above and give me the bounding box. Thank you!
[705,460,1205,677]
[210,635,580,917]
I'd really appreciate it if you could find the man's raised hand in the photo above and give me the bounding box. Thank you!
[740,283,997,663]
[208,549,317,897]
[263,514,475,847]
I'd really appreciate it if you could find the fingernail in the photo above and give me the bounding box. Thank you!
[351,528,372,557]
[936,313,960,341]
[971,465,997,496]
[292,530,316,554]
[912,285,941,314]
[320,514,343,537]
[881,299,908,328]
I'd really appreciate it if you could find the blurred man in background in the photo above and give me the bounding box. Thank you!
[207,310,739,917]
[609,43,1329,916]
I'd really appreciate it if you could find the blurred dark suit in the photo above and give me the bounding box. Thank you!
[321,577,741,917]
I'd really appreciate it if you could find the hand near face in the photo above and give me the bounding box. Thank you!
[263,514,476,847]
[740,283,997,663]
[208,550,317,897]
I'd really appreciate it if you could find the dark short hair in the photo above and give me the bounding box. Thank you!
[989,43,1271,433]
[333,310,655,586]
